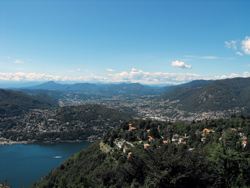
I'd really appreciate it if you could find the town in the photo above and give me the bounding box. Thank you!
[58,93,239,122]
[0,93,242,145]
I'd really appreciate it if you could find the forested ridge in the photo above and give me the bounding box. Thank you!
[1,104,133,143]
[32,115,250,188]
[159,77,250,114]
[0,89,59,117]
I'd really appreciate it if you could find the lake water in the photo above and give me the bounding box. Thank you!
[0,142,91,188]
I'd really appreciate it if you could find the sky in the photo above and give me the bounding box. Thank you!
[0,0,250,85]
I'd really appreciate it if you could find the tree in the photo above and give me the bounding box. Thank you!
[150,127,160,139]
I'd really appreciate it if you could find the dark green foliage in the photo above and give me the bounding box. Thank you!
[0,104,131,142]
[55,104,130,123]
[31,141,107,188]
[32,117,250,187]
[150,127,160,138]
[0,89,59,117]
[31,141,221,188]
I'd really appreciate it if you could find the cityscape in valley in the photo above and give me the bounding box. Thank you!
[1,77,247,146]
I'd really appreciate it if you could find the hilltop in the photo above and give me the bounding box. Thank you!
[31,116,250,188]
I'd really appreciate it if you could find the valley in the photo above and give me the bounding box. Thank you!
[1,78,250,187]
[2,77,250,145]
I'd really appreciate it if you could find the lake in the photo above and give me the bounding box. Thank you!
[0,142,91,188]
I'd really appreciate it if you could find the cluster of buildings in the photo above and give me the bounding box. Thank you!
[106,122,249,160]
[0,109,111,143]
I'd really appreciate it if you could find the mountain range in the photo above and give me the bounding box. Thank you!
[24,80,213,96]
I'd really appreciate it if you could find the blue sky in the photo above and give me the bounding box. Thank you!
[0,0,250,85]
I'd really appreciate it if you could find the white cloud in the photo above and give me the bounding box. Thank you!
[13,59,23,64]
[171,60,192,69]
[242,36,250,55]
[243,71,250,77]
[0,70,200,85]
[236,52,243,56]
[226,36,250,55]
[108,68,199,84]
[228,73,240,78]
[106,68,115,72]
[202,56,218,59]
[77,69,81,72]
[225,40,237,50]
[184,55,234,60]
[184,55,196,58]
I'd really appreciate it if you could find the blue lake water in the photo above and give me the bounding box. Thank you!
[0,142,91,188]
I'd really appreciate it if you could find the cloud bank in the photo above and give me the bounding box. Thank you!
[0,69,248,85]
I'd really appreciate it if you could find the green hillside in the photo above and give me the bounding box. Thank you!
[159,79,213,93]
[1,104,133,142]
[31,116,250,187]
[159,77,250,113]
[0,89,59,117]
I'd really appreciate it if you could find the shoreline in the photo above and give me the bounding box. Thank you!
[0,139,94,146]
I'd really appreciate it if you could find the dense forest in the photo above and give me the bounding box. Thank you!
[32,115,250,188]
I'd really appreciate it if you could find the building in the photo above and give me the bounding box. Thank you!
[172,134,180,142]
[144,143,150,149]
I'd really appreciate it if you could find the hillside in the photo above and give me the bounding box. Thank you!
[1,104,133,143]
[31,116,250,188]
[159,79,213,93]
[0,89,59,117]
[159,77,250,114]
